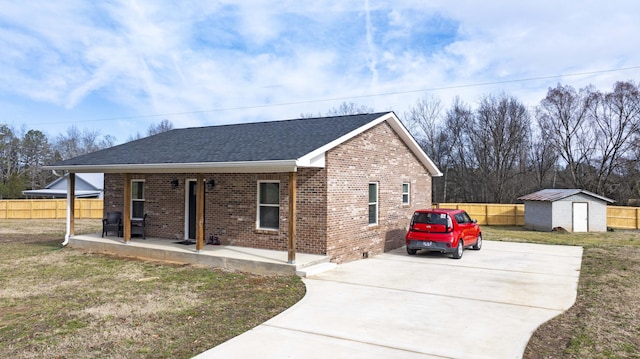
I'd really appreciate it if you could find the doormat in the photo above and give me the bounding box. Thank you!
[173,240,196,245]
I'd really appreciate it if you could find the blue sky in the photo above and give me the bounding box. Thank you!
[1,1,640,143]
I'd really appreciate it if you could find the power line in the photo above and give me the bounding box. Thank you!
[34,65,640,125]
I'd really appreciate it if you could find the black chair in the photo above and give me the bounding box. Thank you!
[131,213,147,239]
[102,211,122,237]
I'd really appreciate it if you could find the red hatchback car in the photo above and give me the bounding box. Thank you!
[405,209,482,259]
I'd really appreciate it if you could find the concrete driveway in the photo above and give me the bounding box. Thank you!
[195,240,583,359]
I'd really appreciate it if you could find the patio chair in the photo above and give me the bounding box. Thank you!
[131,213,147,239]
[102,211,122,237]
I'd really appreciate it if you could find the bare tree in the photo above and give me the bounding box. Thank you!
[405,95,457,202]
[147,119,174,136]
[442,97,475,202]
[406,95,443,158]
[0,124,23,198]
[586,81,640,195]
[0,124,20,182]
[469,94,531,202]
[528,127,559,190]
[326,101,375,116]
[536,84,594,189]
[128,119,175,141]
[54,125,116,160]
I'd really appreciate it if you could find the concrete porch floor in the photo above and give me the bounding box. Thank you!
[68,233,334,277]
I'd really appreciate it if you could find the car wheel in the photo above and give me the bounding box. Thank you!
[407,247,417,255]
[452,240,463,259]
[472,233,483,250]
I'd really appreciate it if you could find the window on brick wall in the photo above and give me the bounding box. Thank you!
[402,182,410,205]
[131,180,145,219]
[369,182,378,225]
[257,181,280,230]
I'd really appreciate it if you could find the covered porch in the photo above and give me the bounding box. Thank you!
[69,233,334,277]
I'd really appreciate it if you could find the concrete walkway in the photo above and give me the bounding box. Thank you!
[195,240,583,359]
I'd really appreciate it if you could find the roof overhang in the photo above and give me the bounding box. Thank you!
[44,160,300,174]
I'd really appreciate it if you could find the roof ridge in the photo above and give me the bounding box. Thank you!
[171,111,393,132]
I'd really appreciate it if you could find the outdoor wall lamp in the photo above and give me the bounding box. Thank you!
[207,179,215,190]
[171,178,179,189]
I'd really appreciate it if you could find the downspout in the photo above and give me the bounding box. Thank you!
[62,172,72,246]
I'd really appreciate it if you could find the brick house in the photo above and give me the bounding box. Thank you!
[47,112,442,264]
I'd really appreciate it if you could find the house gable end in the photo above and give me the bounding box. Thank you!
[297,112,442,176]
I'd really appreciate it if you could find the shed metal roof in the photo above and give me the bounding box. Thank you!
[518,189,614,203]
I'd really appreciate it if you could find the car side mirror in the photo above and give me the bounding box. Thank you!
[472,219,477,223]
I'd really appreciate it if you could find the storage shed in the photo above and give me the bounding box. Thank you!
[518,189,614,232]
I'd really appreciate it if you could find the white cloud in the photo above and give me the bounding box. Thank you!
[0,0,639,141]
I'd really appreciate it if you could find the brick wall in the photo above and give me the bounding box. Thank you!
[104,169,328,254]
[102,120,433,263]
[325,121,432,263]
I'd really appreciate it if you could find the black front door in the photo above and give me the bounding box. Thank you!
[188,181,197,239]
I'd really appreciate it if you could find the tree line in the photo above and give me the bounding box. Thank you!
[404,81,640,205]
[3,82,639,205]
[0,120,173,199]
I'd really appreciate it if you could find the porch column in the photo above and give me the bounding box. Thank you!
[196,174,205,252]
[288,171,297,264]
[68,172,76,234]
[123,173,131,242]
[69,172,75,235]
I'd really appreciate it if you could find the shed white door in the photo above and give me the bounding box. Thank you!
[572,202,588,232]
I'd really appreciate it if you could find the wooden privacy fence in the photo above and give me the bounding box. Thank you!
[434,203,525,226]
[0,199,103,219]
[606,206,640,230]
[435,203,640,229]
[2,200,640,229]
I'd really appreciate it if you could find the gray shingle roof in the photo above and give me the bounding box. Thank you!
[52,112,389,166]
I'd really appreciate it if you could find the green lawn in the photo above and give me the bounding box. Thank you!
[0,219,306,358]
[1,221,638,358]
[482,227,640,359]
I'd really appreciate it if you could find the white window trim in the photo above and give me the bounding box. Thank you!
[369,182,379,226]
[256,180,280,230]
[402,182,410,205]
[130,179,145,220]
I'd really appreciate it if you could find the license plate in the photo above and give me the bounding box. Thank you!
[422,241,432,247]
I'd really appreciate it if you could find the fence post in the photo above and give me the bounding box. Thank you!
[485,205,489,226]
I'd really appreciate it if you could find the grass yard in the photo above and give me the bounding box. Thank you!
[482,226,640,359]
[1,220,639,358]
[0,219,306,358]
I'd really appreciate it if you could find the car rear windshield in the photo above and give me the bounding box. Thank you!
[412,212,451,233]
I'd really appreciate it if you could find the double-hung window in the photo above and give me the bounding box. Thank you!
[402,183,410,205]
[131,180,145,219]
[368,182,378,225]
[258,181,280,230]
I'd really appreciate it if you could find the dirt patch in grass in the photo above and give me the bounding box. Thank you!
[0,220,306,358]
[483,227,640,358]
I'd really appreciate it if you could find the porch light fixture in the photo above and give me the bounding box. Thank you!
[171,178,179,189]
[207,179,215,190]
